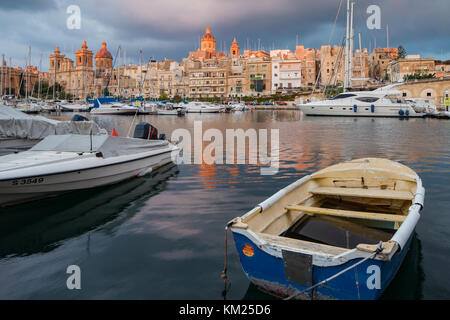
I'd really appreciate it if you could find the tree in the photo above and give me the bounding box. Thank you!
[158,93,169,101]
[398,45,406,59]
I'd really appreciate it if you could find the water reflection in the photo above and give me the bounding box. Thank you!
[29,111,448,299]
[0,164,179,258]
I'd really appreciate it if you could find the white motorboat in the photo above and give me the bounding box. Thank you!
[59,103,92,112]
[40,102,57,112]
[90,100,139,115]
[230,103,247,112]
[297,90,425,118]
[16,102,41,114]
[184,101,224,113]
[0,123,178,206]
[0,103,106,155]
[139,102,158,115]
[156,103,185,116]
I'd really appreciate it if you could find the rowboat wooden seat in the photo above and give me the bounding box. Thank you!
[309,187,414,201]
[285,205,406,223]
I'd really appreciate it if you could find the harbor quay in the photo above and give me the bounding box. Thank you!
[1,26,449,109]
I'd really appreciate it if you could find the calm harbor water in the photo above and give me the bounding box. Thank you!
[0,111,449,299]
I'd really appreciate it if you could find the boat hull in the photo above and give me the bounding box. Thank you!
[186,109,222,113]
[90,107,138,115]
[298,104,424,118]
[231,231,412,300]
[0,150,174,206]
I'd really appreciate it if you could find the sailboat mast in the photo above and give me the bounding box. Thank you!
[349,1,354,89]
[117,46,121,99]
[1,54,4,98]
[26,46,31,100]
[38,54,42,100]
[139,49,143,98]
[344,0,350,92]
[9,57,12,96]
[359,32,363,88]
[386,24,390,48]
[53,52,56,100]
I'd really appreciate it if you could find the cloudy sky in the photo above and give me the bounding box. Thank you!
[1,0,449,71]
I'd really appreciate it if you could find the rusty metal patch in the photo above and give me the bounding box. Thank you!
[282,250,313,286]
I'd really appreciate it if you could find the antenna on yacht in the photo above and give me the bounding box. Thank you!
[89,128,93,152]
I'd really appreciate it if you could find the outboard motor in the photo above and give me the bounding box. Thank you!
[71,114,89,122]
[133,122,159,140]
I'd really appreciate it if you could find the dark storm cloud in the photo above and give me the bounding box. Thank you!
[0,0,56,12]
[0,0,449,71]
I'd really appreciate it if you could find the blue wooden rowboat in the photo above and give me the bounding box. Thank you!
[228,158,425,300]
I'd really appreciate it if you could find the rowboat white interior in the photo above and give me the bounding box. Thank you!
[232,158,424,258]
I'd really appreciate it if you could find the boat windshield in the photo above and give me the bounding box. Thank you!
[355,97,380,103]
[330,93,357,100]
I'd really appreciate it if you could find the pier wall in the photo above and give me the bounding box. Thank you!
[397,78,450,108]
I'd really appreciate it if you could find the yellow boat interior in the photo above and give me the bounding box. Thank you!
[233,158,419,256]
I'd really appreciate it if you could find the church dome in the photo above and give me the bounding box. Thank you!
[95,42,112,59]
[201,27,215,41]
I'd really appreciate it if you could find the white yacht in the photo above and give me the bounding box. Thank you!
[139,102,158,115]
[184,101,224,113]
[59,103,92,112]
[156,103,185,116]
[0,124,178,206]
[297,91,425,118]
[90,100,139,115]
[0,103,106,155]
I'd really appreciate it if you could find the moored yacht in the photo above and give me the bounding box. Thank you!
[297,91,425,118]
[184,101,224,113]
[156,103,185,116]
[90,100,139,115]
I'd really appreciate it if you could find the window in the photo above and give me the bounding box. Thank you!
[331,94,357,100]
[427,92,431,97]
[355,97,380,103]
[403,92,407,97]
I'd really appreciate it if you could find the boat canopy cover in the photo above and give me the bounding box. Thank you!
[30,134,170,158]
[0,104,107,140]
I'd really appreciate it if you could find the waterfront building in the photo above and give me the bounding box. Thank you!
[189,27,227,62]
[397,78,450,107]
[227,57,247,98]
[387,55,436,82]
[295,46,320,88]
[93,42,113,97]
[369,48,398,80]
[320,45,345,87]
[230,37,240,57]
[435,61,450,78]
[271,55,302,93]
[0,59,39,97]
[246,55,272,96]
[351,48,370,88]
[188,60,228,99]
[243,50,270,59]
[48,41,97,99]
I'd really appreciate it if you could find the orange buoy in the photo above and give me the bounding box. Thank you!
[111,128,119,136]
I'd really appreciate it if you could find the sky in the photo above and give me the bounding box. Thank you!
[0,0,449,71]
